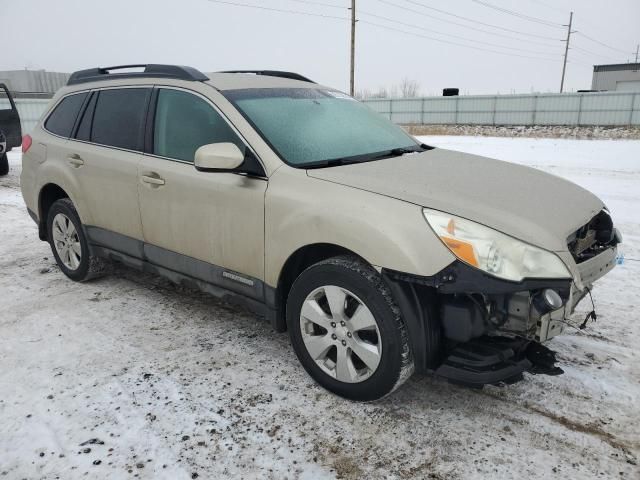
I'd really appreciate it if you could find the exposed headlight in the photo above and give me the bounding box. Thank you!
[423,208,571,282]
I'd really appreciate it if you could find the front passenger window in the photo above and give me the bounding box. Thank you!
[153,89,245,162]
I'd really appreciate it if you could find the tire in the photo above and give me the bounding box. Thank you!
[0,153,8,176]
[47,198,107,282]
[287,256,414,401]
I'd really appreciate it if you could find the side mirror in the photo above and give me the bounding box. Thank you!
[194,143,244,172]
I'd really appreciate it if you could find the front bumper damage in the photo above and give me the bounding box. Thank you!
[382,245,618,387]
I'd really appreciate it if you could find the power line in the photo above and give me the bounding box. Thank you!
[358,9,561,56]
[284,0,346,9]
[204,0,564,63]
[360,19,564,63]
[571,45,622,63]
[470,0,564,28]
[377,0,562,43]
[524,0,568,15]
[568,15,637,56]
[574,32,635,56]
[205,0,349,20]
[203,0,581,88]
[470,1,635,63]
[566,60,594,69]
[481,0,636,61]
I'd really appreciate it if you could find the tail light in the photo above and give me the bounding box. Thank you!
[22,134,32,154]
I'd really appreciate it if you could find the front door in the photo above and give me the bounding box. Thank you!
[137,87,267,291]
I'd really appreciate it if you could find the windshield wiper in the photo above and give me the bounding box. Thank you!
[367,146,424,161]
[304,144,434,169]
[304,158,359,169]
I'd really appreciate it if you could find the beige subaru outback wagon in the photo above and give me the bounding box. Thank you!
[20,64,620,400]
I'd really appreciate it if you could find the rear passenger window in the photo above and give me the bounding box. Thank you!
[153,89,245,162]
[45,92,88,137]
[91,88,150,150]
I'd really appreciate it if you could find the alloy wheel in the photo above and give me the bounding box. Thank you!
[52,213,82,270]
[299,285,382,383]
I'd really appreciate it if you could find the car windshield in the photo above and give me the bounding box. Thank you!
[223,87,422,168]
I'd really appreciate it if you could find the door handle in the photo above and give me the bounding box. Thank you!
[67,154,84,167]
[141,174,165,186]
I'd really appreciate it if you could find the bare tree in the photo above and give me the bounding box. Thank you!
[356,80,420,100]
[373,87,389,98]
[399,77,420,98]
[355,88,371,100]
[359,87,389,99]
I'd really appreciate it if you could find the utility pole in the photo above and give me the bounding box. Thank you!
[350,0,356,96]
[635,44,639,63]
[560,11,573,93]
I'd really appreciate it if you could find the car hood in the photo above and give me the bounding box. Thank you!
[307,148,604,252]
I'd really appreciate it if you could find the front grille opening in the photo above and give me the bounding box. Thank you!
[568,210,617,263]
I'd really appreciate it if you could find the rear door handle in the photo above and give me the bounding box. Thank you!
[141,174,165,186]
[67,154,84,167]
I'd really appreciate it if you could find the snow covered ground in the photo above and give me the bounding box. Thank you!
[1,137,639,479]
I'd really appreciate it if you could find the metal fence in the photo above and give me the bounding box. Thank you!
[362,91,640,126]
[15,98,51,133]
[1,97,51,134]
[5,91,640,136]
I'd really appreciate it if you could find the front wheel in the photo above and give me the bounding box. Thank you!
[0,153,8,176]
[287,256,414,401]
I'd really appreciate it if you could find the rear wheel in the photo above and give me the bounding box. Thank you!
[47,198,107,281]
[0,153,8,176]
[287,256,414,401]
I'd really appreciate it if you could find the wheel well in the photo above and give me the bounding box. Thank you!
[38,184,69,240]
[274,243,366,332]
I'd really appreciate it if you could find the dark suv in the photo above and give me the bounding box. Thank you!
[0,83,22,176]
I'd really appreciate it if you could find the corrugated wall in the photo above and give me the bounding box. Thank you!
[0,70,69,93]
[363,91,640,126]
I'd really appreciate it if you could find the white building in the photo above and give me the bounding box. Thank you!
[591,63,640,91]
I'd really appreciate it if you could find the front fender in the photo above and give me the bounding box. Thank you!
[264,167,456,287]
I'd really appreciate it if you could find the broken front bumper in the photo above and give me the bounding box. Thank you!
[382,245,618,374]
[537,246,617,341]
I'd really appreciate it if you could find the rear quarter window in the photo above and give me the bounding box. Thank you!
[44,92,88,137]
[91,88,150,151]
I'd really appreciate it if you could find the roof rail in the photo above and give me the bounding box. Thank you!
[67,64,209,86]
[220,70,315,83]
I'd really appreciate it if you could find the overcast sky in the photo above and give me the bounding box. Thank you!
[1,0,638,95]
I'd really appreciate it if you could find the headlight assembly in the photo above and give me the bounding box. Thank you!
[423,208,571,282]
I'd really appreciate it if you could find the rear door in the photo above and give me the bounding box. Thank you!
[0,83,21,150]
[137,87,267,289]
[67,87,151,252]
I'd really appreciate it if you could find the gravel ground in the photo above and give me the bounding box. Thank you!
[1,138,639,479]
[405,125,640,140]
